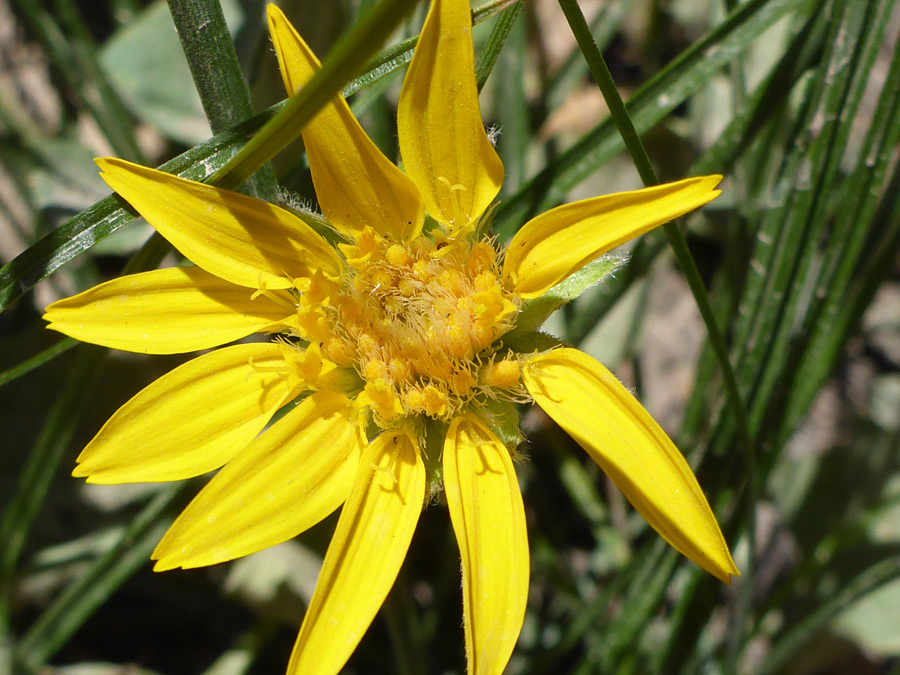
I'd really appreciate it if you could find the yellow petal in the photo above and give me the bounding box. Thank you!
[75,343,300,484]
[287,429,425,675]
[96,157,342,289]
[522,348,738,583]
[444,415,529,675]
[44,266,298,354]
[397,0,503,231]
[153,391,364,570]
[503,176,723,299]
[267,5,424,241]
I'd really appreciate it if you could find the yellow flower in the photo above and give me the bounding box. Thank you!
[44,2,738,674]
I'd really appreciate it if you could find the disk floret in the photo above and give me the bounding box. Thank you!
[320,227,522,425]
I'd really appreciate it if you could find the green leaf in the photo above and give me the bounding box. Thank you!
[479,398,524,451]
[100,0,244,145]
[836,576,900,656]
[501,330,566,355]
[506,254,626,340]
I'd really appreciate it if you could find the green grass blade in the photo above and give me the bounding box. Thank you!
[759,557,900,675]
[562,0,826,351]
[0,346,104,634]
[681,6,830,438]
[14,0,144,162]
[493,0,821,238]
[167,0,256,134]
[691,9,830,177]
[544,0,636,110]
[604,543,680,669]
[728,0,852,375]
[556,0,753,508]
[493,3,528,194]
[14,484,183,672]
[0,135,226,314]
[210,0,422,189]
[738,0,886,433]
[0,338,77,389]
[774,23,900,444]
[659,2,895,667]
[0,0,535,316]
[475,1,522,91]
[698,0,850,460]
[166,0,279,201]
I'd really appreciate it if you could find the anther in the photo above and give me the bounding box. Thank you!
[373,435,402,486]
[436,176,468,226]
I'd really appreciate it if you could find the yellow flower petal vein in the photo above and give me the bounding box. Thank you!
[153,390,364,571]
[397,0,503,230]
[97,157,342,289]
[444,416,529,675]
[44,266,297,354]
[287,430,425,675]
[267,4,424,241]
[74,343,301,484]
[523,348,739,583]
[504,176,723,298]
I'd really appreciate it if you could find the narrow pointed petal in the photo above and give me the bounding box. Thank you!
[503,176,722,299]
[397,0,503,230]
[287,429,425,675]
[267,5,424,241]
[44,266,298,354]
[444,415,529,675]
[96,158,341,289]
[75,343,300,484]
[153,391,364,570]
[523,348,738,583]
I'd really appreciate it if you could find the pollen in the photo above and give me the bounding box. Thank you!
[482,358,521,389]
[313,232,523,426]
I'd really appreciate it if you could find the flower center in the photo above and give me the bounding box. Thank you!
[314,228,521,425]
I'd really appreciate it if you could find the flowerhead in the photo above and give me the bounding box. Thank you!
[44,1,738,673]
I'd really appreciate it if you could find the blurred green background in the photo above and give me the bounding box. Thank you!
[2,0,900,673]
